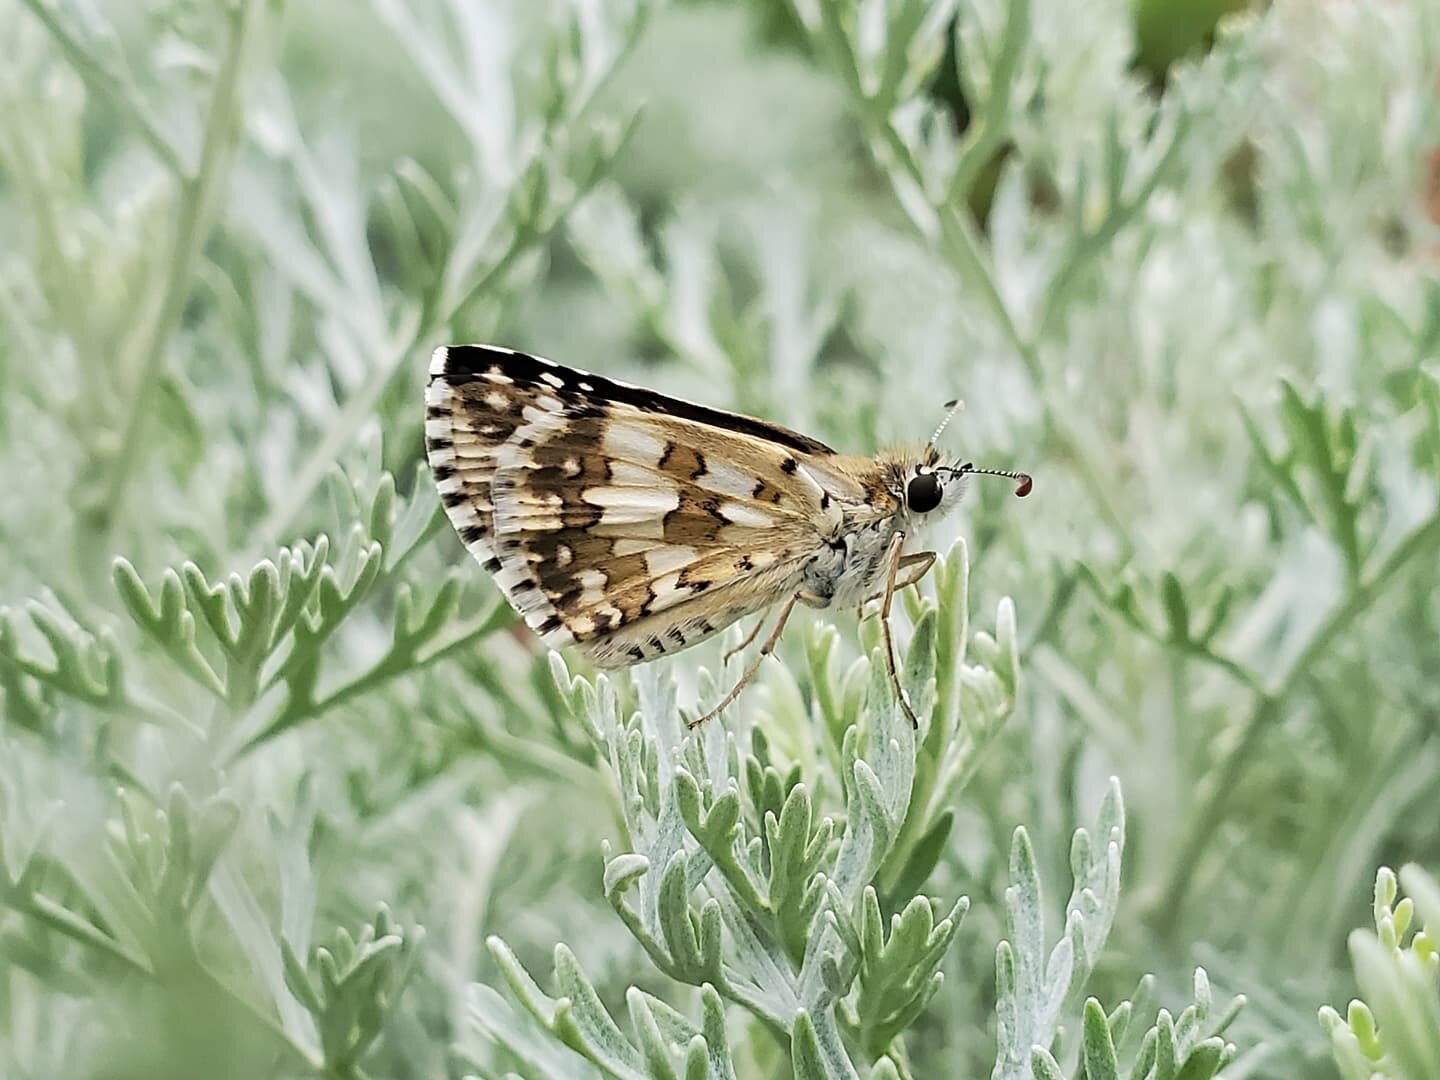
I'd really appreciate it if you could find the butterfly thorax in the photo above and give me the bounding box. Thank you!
[794,449,946,610]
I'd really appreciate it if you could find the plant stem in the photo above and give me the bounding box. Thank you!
[1034,108,1191,342]
[247,224,535,557]
[192,965,334,1077]
[946,0,1029,203]
[96,0,258,531]
[230,601,516,761]
[827,33,1135,546]
[15,0,187,177]
[247,15,647,559]
[1154,509,1440,924]
[18,893,152,974]
[11,886,349,1078]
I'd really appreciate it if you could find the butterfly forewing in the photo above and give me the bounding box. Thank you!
[424,345,853,666]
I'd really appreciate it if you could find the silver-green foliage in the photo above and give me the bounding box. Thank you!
[1321,866,1440,1080]
[1,0,645,1076]
[2,0,1439,1077]
[470,545,1239,1078]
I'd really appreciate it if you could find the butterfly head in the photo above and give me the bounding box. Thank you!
[902,457,1032,517]
[889,397,1032,523]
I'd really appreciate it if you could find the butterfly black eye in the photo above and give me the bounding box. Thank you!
[906,472,943,513]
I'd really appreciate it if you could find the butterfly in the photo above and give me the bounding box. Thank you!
[424,344,1030,727]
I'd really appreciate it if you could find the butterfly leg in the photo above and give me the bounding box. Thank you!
[895,550,937,591]
[879,532,920,729]
[722,615,768,664]
[857,551,936,619]
[689,590,818,728]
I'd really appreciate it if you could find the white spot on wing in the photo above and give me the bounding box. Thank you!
[720,501,775,528]
[577,568,607,607]
[532,515,568,531]
[645,546,696,576]
[609,461,663,487]
[585,488,680,516]
[697,459,754,498]
[650,571,683,602]
[449,503,481,528]
[603,424,666,465]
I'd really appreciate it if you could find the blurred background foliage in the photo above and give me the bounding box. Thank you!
[1,0,1438,1077]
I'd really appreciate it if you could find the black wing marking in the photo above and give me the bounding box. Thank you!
[435,344,838,457]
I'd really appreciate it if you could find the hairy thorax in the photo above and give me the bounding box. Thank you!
[801,514,904,609]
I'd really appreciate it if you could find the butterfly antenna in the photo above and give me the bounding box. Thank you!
[928,399,964,447]
[956,461,1033,498]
